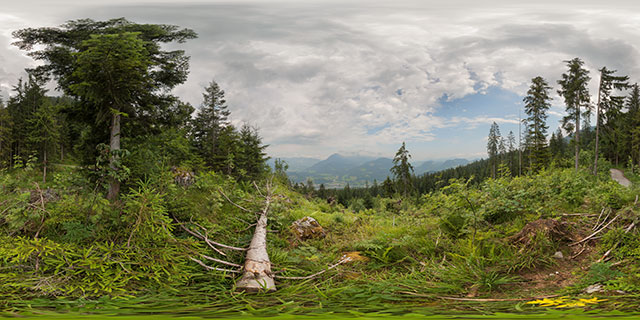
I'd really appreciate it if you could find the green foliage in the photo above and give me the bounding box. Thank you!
[391,142,414,197]
[523,76,552,172]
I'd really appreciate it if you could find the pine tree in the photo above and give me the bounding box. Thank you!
[26,101,61,182]
[593,67,629,170]
[487,122,502,178]
[0,96,12,168]
[191,80,231,168]
[390,142,414,197]
[523,76,552,172]
[7,75,48,165]
[627,84,640,169]
[382,176,395,197]
[237,123,269,181]
[70,32,153,200]
[558,58,591,172]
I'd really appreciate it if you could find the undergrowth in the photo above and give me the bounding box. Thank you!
[1,164,640,316]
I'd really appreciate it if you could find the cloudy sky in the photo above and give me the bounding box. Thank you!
[1,1,640,160]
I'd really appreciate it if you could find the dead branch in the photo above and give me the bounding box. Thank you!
[593,207,606,231]
[253,181,264,198]
[189,257,241,274]
[192,222,248,251]
[571,244,587,259]
[232,216,253,225]
[240,223,257,232]
[598,219,637,263]
[201,254,242,268]
[275,256,352,280]
[218,187,252,213]
[572,213,619,246]
[562,213,598,217]
[176,220,227,256]
[593,208,610,231]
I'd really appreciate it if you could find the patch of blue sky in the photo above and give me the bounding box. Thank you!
[405,86,565,159]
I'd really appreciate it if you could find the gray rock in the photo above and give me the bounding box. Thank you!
[553,251,564,259]
[584,284,604,294]
[290,216,325,241]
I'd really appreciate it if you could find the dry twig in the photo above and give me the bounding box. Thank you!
[275,256,352,280]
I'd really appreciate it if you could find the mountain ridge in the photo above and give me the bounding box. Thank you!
[272,153,470,188]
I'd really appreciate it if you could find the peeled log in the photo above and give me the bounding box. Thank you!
[236,194,276,292]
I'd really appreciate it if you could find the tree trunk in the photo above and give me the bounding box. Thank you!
[594,75,602,176]
[60,144,64,162]
[42,148,47,183]
[107,112,121,200]
[575,103,581,172]
[236,194,276,292]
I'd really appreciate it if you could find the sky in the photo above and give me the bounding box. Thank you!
[1,1,640,161]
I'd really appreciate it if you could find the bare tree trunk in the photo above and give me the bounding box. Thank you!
[107,112,121,200]
[236,188,276,292]
[575,103,581,172]
[593,73,602,176]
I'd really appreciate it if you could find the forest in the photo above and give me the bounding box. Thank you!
[1,18,640,319]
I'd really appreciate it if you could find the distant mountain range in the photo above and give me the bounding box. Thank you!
[270,153,470,188]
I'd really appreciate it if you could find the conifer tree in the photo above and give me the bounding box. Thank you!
[191,80,231,168]
[0,96,11,167]
[558,58,591,172]
[70,32,152,200]
[391,142,414,197]
[549,128,567,161]
[593,67,629,170]
[27,101,61,182]
[237,123,269,181]
[7,75,48,165]
[523,76,552,172]
[627,83,640,169]
[487,122,502,178]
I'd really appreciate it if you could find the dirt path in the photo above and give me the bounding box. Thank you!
[610,168,632,187]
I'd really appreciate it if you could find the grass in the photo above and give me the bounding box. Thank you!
[2,165,640,317]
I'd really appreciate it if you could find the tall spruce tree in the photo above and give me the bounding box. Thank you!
[487,122,502,178]
[627,83,640,169]
[13,18,196,198]
[7,75,48,165]
[237,123,269,181]
[70,32,152,200]
[26,101,61,182]
[191,80,231,168]
[549,128,567,161]
[391,142,414,197]
[558,58,591,172]
[523,76,552,172]
[0,96,11,167]
[593,67,629,170]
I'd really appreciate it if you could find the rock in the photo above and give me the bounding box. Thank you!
[30,188,59,204]
[553,251,564,259]
[172,166,195,187]
[584,284,604,294]
[290,216,325,241]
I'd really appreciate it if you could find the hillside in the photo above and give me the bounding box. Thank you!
[2,162,640,316]
[280,153,472,188]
